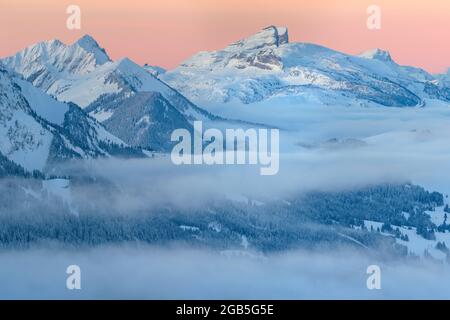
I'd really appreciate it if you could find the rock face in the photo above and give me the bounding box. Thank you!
[359,48,393,62]
[177,26,289,72]
[227,26,289,51]
[162,26,449,107]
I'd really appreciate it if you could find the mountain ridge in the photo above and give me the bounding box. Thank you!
[162,26,450,107]
[2,35,236,152]
[0,65,143,175]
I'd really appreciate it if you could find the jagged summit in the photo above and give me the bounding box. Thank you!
[2,34,111,90]
[75,34,111,65]
[163,26,450,107]
[176,25,290,72]
[359,48,393,62]
[227,25,289,51]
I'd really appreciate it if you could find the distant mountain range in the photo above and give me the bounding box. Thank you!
[1,26,449,175]
[162,26,450,107]
[2,35,216,155]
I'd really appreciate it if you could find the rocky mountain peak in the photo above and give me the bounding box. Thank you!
[228,25,289,51]
[359,48,393,62]
[75,34,111,65]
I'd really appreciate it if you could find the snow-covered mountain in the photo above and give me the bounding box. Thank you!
[80,57,212,121]
[3,35,110,92]
[102,92,193,151]
[143,64,166,78]
[162,26,450,107]
[2,35,217,151]
[0,66,141,174]
[437,68,450,87]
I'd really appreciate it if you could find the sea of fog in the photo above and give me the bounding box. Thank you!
[1,100,450,299]
[0,246,449,299]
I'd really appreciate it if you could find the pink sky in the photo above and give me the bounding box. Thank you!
[0,0,449,73]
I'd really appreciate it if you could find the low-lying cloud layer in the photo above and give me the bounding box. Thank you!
[67,145,450,213]
[0,246,449,299]
[63,100,450,212]
[1,101,450,299]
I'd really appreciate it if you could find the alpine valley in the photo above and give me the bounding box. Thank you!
[1,26,450,299]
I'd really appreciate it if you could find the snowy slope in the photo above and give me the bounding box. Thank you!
[436,69,450,89]
[162,26,449,107]
[74,57,212,122]
[364,220,450,262]
[0,66,139,173]
[143,64,166,77]
[15,78,68,125]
